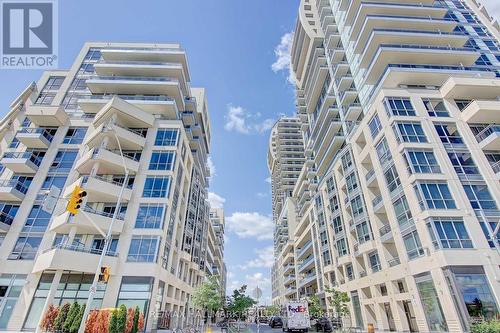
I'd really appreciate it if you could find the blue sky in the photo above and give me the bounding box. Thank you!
[0,0,299,304]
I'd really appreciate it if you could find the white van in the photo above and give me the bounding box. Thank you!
[282,300,310,332]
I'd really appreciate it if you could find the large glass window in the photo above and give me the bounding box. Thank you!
[355,221,371,243]
[384,165,401,193]
[376,138,392,166]
[50,150,78,173]
[0,203,19,226]
[434,123,463,145]
[42,76,65,91]
[404,150,441,174]
[9,236,42,260]
[403,231,424,260]
[22,205,51,233]
[135,204,165,229]
[393,122,427,143]
[393,195,413,228]
[149,151,175,171]
[332,216,343,234]
[350,195,364,218]
[463,184,497,210]
[155,129,178,146]
[117,276,153,318]
[35,92,56,105]
[335,238,348,256]
[368,114,382,138]
[127,236,160,262]
[368,252,381,272]
[427,218,473,249]
[415,274,448,332]
[423,99,449,117]
[0,274,26,329]
[345,172,358,193]
[63,127,87,144]
[385,97,416,116]
[142,176,170,198]
[41,175,68,190]
[447,151,479,175]
[415,182,456,210]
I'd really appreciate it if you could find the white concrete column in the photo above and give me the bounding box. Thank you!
[35,270,63,333]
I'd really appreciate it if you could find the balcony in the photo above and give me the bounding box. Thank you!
[32,244,119,273]
[49,206,125,234]
[0,179,28,201]
[298,256,315,273]
[25,105,68,126]
[284,275,296,285]
[78,94,177,116]
[298,273,317,288]
[86,75,184,109]
[387,257,401,267]
[65,175,132,203]
[441,77,500,100]
[372,195,384,212]
[285,287,297,297]
[475,125,500,150]
[16,128,54,148]
[74,147,140,175]
[2,152,43,173]
[353,17,459,55]
[461,100,500,124]
[342,103,363,121]
[85,122,147,150]
[296,240,313,259]
[363,45,479,85]
[379,224,394,243]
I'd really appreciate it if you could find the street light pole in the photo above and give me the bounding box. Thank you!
[78,130,130,333]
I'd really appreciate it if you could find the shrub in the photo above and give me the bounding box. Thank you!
[70,304,85,333]
[470,319,500,333]
[63,303,80,333]
[125,308,134,333]
[40,304,59,332]
[109,310,119,333]
[132,307,140,333]
[84,310,99,333]
[93,310,110,333]
[54,303,71,332]
[117,305,127,333]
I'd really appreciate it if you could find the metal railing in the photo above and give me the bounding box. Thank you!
[388,257,401,267]
[379,224,392,237]
[49,243,119,257]
[82,205,126,220]
[18,127,54,141]
[88,75,179,83]
[81,93,174,102]
[0,179,29,194]
[92,148,141,162]
[475,125,500,143]
[82,175,134,189]
[3,152,43,166]
[97,59,181,67]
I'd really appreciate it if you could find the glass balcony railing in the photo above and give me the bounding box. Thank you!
[3,152,43,166]
[475,125,500,143]
[81,93,174,102]
[97,59,181,67]
[0,179,29,194]
[18,128,54,142]
[81,175,134,189]
[88,75,178,83]
[92,148,141,162]
[49,243,118,257]
[81,205,126,220]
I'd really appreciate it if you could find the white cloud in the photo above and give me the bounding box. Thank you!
[239,246,274,270]
[265,177,272,184]
[208,192,226,209]
[271,32,295,85]
[224,105,275,135]
[207,156,216,181]
[226,212,273,240]
[256,192,268,198]
[482,0,500,19]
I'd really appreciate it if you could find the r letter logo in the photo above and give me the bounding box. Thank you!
[1,0,58,69]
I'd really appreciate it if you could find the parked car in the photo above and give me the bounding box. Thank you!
[314,317,332,332]
[258,316,269,323]
[269,316,284,328]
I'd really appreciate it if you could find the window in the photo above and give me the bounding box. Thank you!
[376,138,392,166]
[10,236,42,260]
[393,122,427,143]
[135,204,165,229]
[384,165,401,193]
[423,99,449,117]
[454,99,471,111]
[35,92,56,105]
[84,49,101,61]
[49,150,78,172]
[332,216,343,234]
[0,203,19,226]
[341,151,353,172]
[149,151,175,171]
[404,150,441,174]
[415,182,456,210]
[63,127,87,144]
[22,205,52,233]
[393,195,413,227]
[480,222,500,248]
[69,78,87,91]
[21,117,31,127]
[142,176,170,198]
[355,221,371,243]
[368,114,382,138]
[345,172,358,193]
[78,63,94,74]
[117,277,153,316]
[155,129,178,146]
[127,236,160,262]
[92,238,118,255]
[336,238,348,256]
[463,184,497,210]
[346,264,354,280]
[385,97,416,116]
[369,252,381,272]
[427,218,472,249]
[9,138,20,149]
[434,123,463,145]
[447,151,479,175]
[42,76,65,91]
[350,195,365,218]
[403,230,424,260]
[41,175,68,190]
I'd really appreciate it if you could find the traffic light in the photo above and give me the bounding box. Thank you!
[98,266,110,283]
[66,185,87,215]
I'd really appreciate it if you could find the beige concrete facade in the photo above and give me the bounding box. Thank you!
[0,42,223,332]
[270,0,500,332]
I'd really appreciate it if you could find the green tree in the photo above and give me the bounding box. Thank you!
[325,287,350,318]
[264,305,281,317]
[109,310,119,333]
[132,307,140,333]
[308,295,323,318]
[63,302,80,333]
[70,304,85,333]
[226,285,257,321]
[117,304,127,333]
[55,303,71,332]
[192,275,223,322]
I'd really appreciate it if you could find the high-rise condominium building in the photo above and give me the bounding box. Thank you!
[208,208,227,299]
[0,42,219,332]
[268,118,304,305]
[271,0,500,332]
